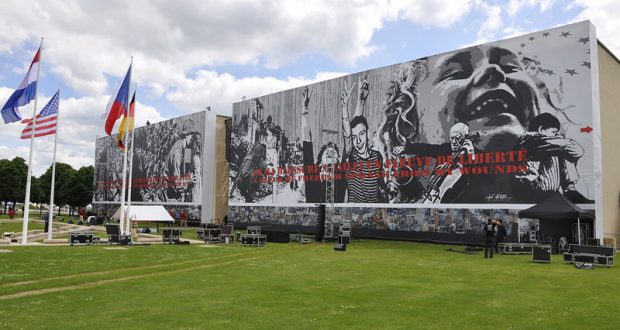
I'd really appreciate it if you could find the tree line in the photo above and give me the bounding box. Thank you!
[0,157,93,216]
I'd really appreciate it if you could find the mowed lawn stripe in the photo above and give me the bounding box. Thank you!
[0,251,285,301]
[0,249,275,297]
[0,248,268,290]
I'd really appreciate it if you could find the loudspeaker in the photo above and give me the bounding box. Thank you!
[333,243,347,252]
[338,235,350,245]
[587,238,601,246]
[315,204,326,242]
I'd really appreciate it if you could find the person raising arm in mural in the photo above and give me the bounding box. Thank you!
[300,86,322,203]
[341,79,387,203]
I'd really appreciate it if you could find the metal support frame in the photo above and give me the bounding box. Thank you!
[323,163,336,240]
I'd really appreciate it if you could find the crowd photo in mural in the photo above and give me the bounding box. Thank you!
[229,22,596,209]
[93,112,205,219]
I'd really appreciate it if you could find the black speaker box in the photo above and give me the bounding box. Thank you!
[333,243,347,252]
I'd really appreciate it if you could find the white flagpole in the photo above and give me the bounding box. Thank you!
[118,58,132,235]
[47,88,60,240]
[125,88,136,234]
[21,38,43,245]
[126,125,135,234]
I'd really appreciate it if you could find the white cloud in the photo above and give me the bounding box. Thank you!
[166,70,349,116]
[572,1,620,58]
[0,0,474,99]
[458,1,504,47]
[507,0,556,17]
[389,0,473,28]
[477,3,503,43]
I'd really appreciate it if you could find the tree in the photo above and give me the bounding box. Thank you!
[30,176,46,217]
[38,162,75,207]
[57,167,77,215]
[0,159,12,212]
[0,158,28,213]
[74,165,95,208]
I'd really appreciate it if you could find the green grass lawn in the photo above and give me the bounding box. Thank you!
[0,220,45,233]
[0,240,618,329]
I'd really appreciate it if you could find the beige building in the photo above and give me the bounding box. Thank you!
[597,42,620,245]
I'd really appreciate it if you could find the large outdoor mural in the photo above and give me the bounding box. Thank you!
[93,112,205,219]
[229,22,596,208]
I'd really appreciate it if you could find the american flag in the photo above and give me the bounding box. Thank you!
[20,90,59,139]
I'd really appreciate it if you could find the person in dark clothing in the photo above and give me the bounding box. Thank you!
[495,218,507,253]
[483,218,497,258]
[44,213,50,233]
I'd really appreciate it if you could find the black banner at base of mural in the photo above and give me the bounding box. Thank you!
[229,205,542,245]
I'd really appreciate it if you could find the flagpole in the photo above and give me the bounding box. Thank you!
[118,58,132,235]
[47,87,60,240]
[126,87,136,234]
[126,122,135,234]
[21,38,43,245]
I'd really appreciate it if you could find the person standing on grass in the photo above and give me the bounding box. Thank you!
[181,210,187,227]
[495,217,507,253]
[483,218,497,258]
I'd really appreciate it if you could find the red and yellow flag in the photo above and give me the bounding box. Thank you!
[117,91,135,150]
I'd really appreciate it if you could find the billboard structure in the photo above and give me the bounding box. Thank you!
[93,111,226,223]
[228,21,599,243]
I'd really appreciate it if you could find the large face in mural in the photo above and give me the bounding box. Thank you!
[416,45,540,150]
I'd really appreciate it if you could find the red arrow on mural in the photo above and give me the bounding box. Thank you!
[580,126,593,133]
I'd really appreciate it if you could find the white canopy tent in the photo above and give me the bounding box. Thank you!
[112,205,175,223]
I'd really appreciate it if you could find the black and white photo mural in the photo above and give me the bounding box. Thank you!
[230,22,596,205]
[228,21,599,242]
[93,112,206,219]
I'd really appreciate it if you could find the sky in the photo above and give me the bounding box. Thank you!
[0,0,619,176]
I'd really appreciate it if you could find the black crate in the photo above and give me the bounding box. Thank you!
[499,243,533,254]
[240,234,266,247]
[533,245,552,263]
[564,253,614,266]
[69,232,93,245]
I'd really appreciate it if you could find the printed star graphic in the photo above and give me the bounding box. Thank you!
[542,32,550,37]
[517,51,523,55]
[529,36,535,41]
[578,37,590,44]
[561,31,571,38]
[520,43,526,48]
[565,69,578,76]
[547,70,555,75]
[581,61,591,69]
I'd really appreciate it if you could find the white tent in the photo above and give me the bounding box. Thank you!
[112,205,174,222]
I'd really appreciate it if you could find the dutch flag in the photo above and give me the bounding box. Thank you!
[1,47,41,124]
